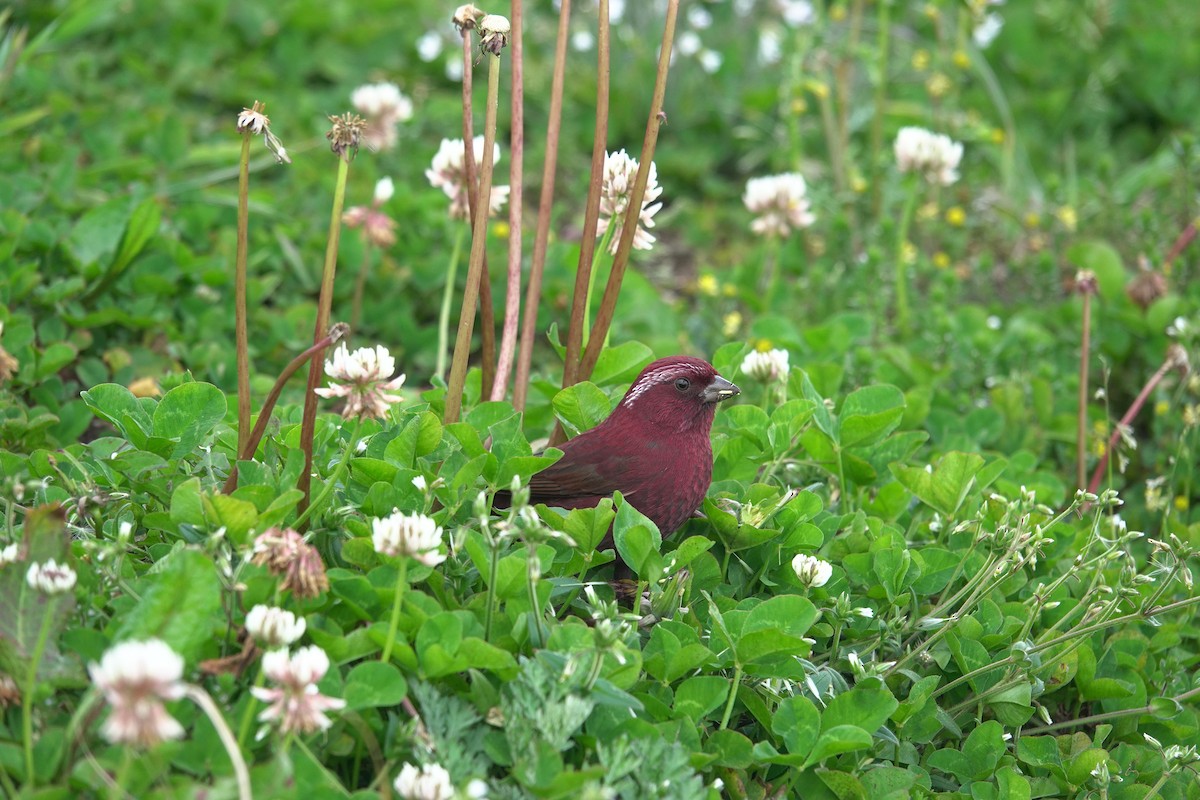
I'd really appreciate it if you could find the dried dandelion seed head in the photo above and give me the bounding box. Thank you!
[478,14,511,55]
[453,4,485,32]
[326,113,367,160]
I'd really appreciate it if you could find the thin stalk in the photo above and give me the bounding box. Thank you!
[1022,686,1200,736]
[578,0,679,382]
[459,28,497,401]
[22,598,57,785]
[526,543,545,648]
[445,48,503,424]
[223,323,348,494]
[435,226,467,383]
[514,0,571,411]
[292,417,361,529]
[561,0,611,394]
[893,179,918,336]
[1144,773,1172,800]
[484,536,501,641]
[868,0,892,217]
[235,133,252,457]
[491,0,524,402]
[183,685,251,800]
[108,746,133,800]
[818,75,847,195]
[381,558,409,663]
[583,225,616,342]
[718,664,743,730]
[297,156,351,516]
[1086,352,1181,495]
[235,665,266,753]
[1077,287,1092,490]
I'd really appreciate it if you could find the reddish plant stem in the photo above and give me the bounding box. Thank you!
[224,324,349,494]
[459,30,497,401]
[491,0,524,402]
[1085,355,1177,496]
[578,0,679,381]
[1163,219,1197,272]
[551,0,610,446]
[1077,289,1092,491]
[514,0,571,412]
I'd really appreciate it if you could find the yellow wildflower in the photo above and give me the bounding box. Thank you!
[491,221,510,239]
[918,202,940,222]
[1024,212,1040,228]
[945,206,966,227]
[926,73,952,98]
[912,49,931,71]
[933,252,951,269]
[722,312,743,338]
[697,275,719,297]
[952,50,970,69]
[901,241,918,265]
[1056,206,1077,232]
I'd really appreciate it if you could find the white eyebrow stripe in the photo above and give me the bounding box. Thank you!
[623,364,698,408]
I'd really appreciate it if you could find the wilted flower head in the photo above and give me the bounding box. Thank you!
[252,527,330,599]
[343,178,399,248]
[0,673,18,709]
[373,510,446,566]
[791,554,832,588]
[245,605,307,648]
[394,762,456,800]
[426,136,510,220]
[351,82,414,151]
[597,149,663,254]
[251,646,346,734]
[453,4,484,31]
[894,126,963,186]
[0,322,18,384]
[744,173,816,237]
[236,100,291,164]
[314,343,406,420]
[89,639,186,746]
[327,112,368,160]
[479,15,511,55]
[26,558,76,595]
[741,348,790,382]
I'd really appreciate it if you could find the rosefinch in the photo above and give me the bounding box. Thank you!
[500,356,739,546]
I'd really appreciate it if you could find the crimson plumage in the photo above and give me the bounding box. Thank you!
[505,356,739,541]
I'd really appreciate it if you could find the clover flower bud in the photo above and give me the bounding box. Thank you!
[245,605,307,648]
[394,762,455,800]
[791,554,832,588]
[372,510,446,566]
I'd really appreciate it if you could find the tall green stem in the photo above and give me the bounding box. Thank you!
[298,155,351,514]
[583,226,616,346]
[381,558,409,663]
[235,134,252,457]
[526,543,545,648]
[235,665,266,752]
[484,535,500,641]
[22,599,57,785]
[445,49,503,424]
[294,417,361,530]
[718,664,743,730]
[893,180,919,336]
[436,226,467,383]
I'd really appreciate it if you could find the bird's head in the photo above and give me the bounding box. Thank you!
[612,356,740,433]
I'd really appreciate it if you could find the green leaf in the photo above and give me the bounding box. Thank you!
[612,495,663,581]
[802,725,873,770]
[772,695,820,756]
[343,661,407,710]
[820,681,899,735]
[115,548,221,661]
[801,371,838,442]
[152,382,227,459]
[201,493,259,545]
[673,676,729,722]
[817,769,867,800]
[590,341,653,385]
[169,477,205,527]
[552,382,613,436]
[108,198,160,278]
[891,451,985,517]
[839,385,906,447]
[80,383,152,445]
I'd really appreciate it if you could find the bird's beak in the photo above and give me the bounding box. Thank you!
[702,375,740,404]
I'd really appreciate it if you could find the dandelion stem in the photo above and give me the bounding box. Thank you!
[445,46,503,424]
[893,179,918,337]
[514,0,571,411]
[491,0,524,402]
[560,0,611,404]
[578,0,679,382]
[1086,353,1177,496]
[223,324,348,494]
[297,155,351,518]
[435,225,467,383]
[235,133,253,458]
[381,558,409,663]
[1077,287,1092,490]
[184,685,251,800]
[22,598,57,786]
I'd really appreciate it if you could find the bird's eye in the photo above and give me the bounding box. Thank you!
[674,378,691,392]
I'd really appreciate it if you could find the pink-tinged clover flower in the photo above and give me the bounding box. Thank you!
[596,149,663,254]
[426,136,510,220]
[89,639,186,747]
[251,646,346,734]
[372,510,446,567]
[314,343,406,420]
[743,173,816,237]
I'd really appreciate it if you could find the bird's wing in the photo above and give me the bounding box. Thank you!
[527,431,636,500]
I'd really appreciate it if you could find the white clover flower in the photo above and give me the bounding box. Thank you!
[245,605,307,648]
[0,543,19,567]
[687,5,712,28]
[351,82,413,151]
[314,343,406,420]
[852,607,875,618]
[597,149,663,254]
[698,50,723,74]
[571,30,595,51]
[426,137,510,220]
[781,0,816,26]
[791,554,833,588]
[740,348,790,383]
[394,763,456,800]
[374,177,395,205]
[677,31,702,56]
[412,475,428,491]
[26,559,76,595]
[1167,316,1190,338]
[758,29,783,65]
[372,510,446,567]
[89,639,186,746]
[417,30,444,62]
[894,126,964,186]
[972,13,1003,48]
[252,646,346,734]
[744,173,816,237]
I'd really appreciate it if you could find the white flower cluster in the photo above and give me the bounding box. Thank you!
[351,82,414,151]
[26,559,76,595]
[740,349,790,383]
[315,343,406,420]
[245,605,307,648]
[252,646,346,734]
[791,554,832,588]
[393,763,488,800]
[90,639,186,746]
[373,510,446,567]
[597,149,664,254]
[426,136,511,221]
[744,173,816,237]
[894,126,964,186]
